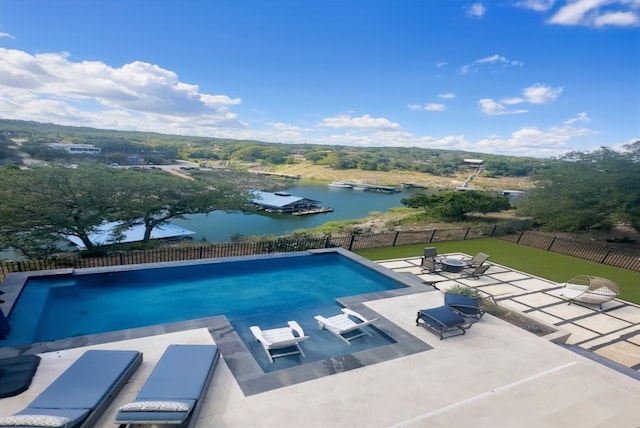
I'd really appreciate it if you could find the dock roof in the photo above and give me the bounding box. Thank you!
[251,190,319,209]
[65,220,195,249]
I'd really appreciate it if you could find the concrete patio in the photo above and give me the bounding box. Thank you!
[380,253,640,374]
[1,254,639,427]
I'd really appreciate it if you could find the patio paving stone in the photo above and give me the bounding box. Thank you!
[497,300,532,313]
[544,302,598,319]
[479,283,529,296]
[490,271,531,281]
[378,260,416,269]
[510,277,558,291]
[523,310,565,325]
[573,313,633,334]
[594,341,640,368]
[559,323,601,344]
[606,305,640,324]
[456,276,502,287]
[628,333,640,346]
[512,292,566,307]
[578,325,640,348]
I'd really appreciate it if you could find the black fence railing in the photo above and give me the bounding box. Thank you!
[499,230,640,272]
[2,220,639,281]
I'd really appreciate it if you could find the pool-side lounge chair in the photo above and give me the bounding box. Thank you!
[444,293,485,323]
[0,354,41,399]
[115,344,220,428]
[461,263,491,279]
[0,349,142,428]
[250,321,309,363]
[416,306,470,340]
[461,252,490,268]
[315,308,378,345]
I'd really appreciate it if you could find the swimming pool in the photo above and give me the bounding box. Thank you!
[1,249,421,373]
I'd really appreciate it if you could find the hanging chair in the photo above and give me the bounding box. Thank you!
[558,275,620,309]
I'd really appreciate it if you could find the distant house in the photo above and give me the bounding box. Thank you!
[462,158,483,168]
[47,143,101,154]
[251,190,324,214]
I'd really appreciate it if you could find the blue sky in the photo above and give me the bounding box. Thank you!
[0,1,638,158]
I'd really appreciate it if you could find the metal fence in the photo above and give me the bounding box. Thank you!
[499,230,640,272]
[1,220,639,281]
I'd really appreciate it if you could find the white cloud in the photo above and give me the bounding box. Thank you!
[523,83,563,104]
[466,3,486,18]
[564,112,591,124]
[515,0,556,12]
[460,54,523,74]
[479,98,528,115]
[473,122,597,157]
[439,92,456,99]
[318,114,401,130]
[0,32,16,39]
[0,48,246,134]
[436,61,448,68]
[593,10,639,26]
[409,103,447,112]
[548,0,640,27]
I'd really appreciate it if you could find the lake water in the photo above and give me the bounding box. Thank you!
[172,181,422,242]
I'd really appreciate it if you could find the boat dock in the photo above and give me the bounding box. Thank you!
[328,182,400,193]
[291,207,334,216]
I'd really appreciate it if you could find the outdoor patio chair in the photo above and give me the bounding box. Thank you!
[314,308,378,344]
[558,275,620,309]
[0,349,142,428]
[420,257,441,273]
[444,292,485,323]
[461,263,490,279]
[416,306,470,340]
[250,321,309,363]
[115,344,220,428]
[461,252,490,268]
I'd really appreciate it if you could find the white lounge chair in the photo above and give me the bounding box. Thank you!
[249,321,309,363]
[314,308,378,345]
[558,275,620,309]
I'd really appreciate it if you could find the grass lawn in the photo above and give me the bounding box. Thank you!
[355,238,640,305]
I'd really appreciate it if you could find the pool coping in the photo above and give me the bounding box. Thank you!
[0,248,434,394]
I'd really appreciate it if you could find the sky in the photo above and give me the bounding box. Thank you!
[0,1,638,158]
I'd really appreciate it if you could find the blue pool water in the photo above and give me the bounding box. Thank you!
[4,251,406,371]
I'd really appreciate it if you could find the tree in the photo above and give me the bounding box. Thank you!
[116,169,249,243]
[0,163,250,257]
[401,191,510,221]
[0,164,123,255]
[519,143,640,232]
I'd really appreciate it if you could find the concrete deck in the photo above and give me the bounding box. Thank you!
[1,255,639,427]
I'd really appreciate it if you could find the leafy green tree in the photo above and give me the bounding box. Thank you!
[0,163,249,257]
[401,191,510,221]
[116,169,249,242]
[0,164,123,255]
[519,142,640,232]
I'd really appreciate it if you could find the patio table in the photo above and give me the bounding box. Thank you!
[441,259,467,273]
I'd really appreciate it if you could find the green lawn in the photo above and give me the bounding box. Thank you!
[355,238,640,304]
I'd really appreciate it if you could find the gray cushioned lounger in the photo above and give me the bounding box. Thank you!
[0,349,143,428]
[115,344,220,428]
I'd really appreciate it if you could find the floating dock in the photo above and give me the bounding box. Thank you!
[327,182,400,193]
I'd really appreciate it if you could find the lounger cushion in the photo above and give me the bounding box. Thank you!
[0,355,41,398]
[418,307,466,326]
[135,345,218,401]
[0,414,70,427]
[28,350,141,410]
[120,400,191,412]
